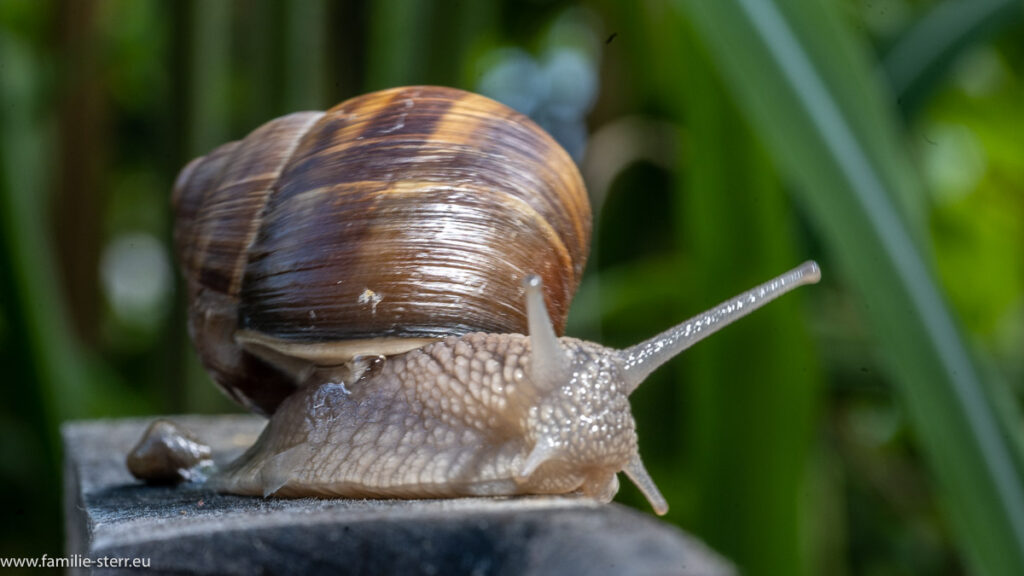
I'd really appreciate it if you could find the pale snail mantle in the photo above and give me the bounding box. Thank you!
[164,85,821,516]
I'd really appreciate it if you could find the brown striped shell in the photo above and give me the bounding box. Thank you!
[172,86,591,415]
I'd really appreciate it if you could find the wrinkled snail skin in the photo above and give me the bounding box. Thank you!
[171,85,821,516]
[213,334,637,506]
[212,263,822,516]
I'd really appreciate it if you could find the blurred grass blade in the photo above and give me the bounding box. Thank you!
[183,0,237,412]
[0,30,94,430]
[676,1,1024,574]
[285,0,329,110]
[882,0,1022,118]
[678,37,817,575]
[367,0,431,89]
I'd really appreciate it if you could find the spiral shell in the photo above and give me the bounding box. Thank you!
[172,86,591,415]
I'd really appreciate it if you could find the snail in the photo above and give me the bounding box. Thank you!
[167,85,820,515]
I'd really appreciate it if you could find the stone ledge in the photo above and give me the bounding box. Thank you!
[63,415,733,575]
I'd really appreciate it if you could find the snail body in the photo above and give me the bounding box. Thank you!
[172,86,821,515]
[217,333,637,506]
[213,266,820,516]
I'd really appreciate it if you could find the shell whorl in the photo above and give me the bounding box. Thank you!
[172,86,592,415]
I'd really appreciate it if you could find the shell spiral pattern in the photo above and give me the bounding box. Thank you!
[172,86,592,415]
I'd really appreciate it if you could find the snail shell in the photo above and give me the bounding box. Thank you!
[172,86,591,415]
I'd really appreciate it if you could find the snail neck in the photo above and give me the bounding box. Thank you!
[618,261,821,393]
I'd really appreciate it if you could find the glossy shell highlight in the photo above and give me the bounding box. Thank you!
[172,86,591,415]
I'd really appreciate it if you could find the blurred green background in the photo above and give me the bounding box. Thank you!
[1,0,1023,574]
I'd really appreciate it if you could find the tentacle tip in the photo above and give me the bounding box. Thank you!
[622,452,669,517]
[801,260,822,284]
[523,274,542,290]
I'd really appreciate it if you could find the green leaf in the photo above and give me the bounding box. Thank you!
[676,1,1024,574]
[882,0,1023,118]
[677,39,817,575]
